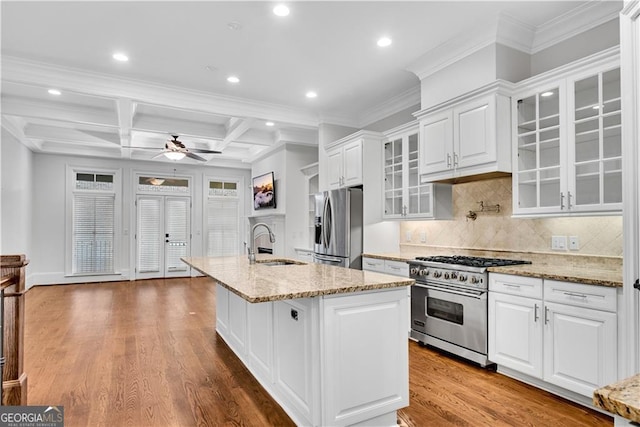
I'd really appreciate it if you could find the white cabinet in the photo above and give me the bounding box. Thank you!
[512,50,621,215]
[363,257,411,334]
[274,299,317,424]
[382,122,452,219]
[415,82,513,182]
[327,139,362,189]
[362,256,385,273]
[295,248,314,263]
[489,274,543,378]
[488,273,618,399]
[324,131,383,190]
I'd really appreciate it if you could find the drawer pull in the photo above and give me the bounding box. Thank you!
[563,291,588,299]
[503,283,521,288]
[544,306,549,325]
[534,304,539,322]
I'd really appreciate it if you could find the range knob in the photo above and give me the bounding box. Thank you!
[433,271,442,278]
[410,267,419,275]
[450,272,458,280]
[459,275,467,282]
[470,276,480,284]
[443,272,450,280]
[419,268,429,277]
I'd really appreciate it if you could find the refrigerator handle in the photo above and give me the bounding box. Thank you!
[325,196,332,247]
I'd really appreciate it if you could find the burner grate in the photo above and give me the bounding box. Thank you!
[414,255,531,268]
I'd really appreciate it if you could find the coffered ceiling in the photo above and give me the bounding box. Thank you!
[0,1,621,168]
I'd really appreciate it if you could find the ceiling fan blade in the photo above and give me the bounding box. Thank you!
[188,148,222,154]
[185,151,207,162]
[151,152,167,159]
[121,146,162,150]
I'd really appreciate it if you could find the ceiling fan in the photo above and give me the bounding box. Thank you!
[124,135,221,161]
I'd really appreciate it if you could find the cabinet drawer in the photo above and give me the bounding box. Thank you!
[362,257,385,273]
[489,273,543,299]
[544,280,617,312]
[384,260,409,277]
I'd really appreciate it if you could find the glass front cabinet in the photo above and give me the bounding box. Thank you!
[383,122,452,220]
[513,55,621,216]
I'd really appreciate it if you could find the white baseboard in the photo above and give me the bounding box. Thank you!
[28,270,130,287]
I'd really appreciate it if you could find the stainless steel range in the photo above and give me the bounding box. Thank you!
[409,255,531,367]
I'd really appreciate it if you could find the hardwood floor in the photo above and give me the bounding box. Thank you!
[24,278,612,427]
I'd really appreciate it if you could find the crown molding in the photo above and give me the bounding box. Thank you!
[532,0,622,53]
[1,56,321,129]
[358,85,421,128]
[406,2,621,81]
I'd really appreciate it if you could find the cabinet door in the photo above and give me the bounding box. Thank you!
[568,66,622,212]
[489,292,543,378]
[327,148,343,189]
[342,139,363,187]
[247,301,274,382]
[543,302,617,397]
[362,257,385,273]
[419,110,453,176]
[227,289,248,358]
[454,95,496,169]
[274,299,315,423]
[216,283,229,336]
[513,84,565,214]
[383,137,404,218]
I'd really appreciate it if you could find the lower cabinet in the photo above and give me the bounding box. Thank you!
[363,257,411,334]
[214,282,408,427]
[488,273,618,399]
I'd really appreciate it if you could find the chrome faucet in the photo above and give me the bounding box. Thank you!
[248,223,276,264]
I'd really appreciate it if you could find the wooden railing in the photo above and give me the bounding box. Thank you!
[0,254,28,406]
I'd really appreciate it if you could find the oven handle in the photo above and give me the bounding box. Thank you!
[414,282,485,299]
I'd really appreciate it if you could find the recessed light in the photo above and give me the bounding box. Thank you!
[227,21,242,31]
[592,105,601,110]
[112,52,129,62]
[273,4,290,17]
[265,121,275,127]
[227,76,240,83]
[205,65,218,72]
[306,91,317,99]
[541,91,554,97]
[47,89,61,96]
[377,37,392,47]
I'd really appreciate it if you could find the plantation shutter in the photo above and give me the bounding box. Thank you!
[166,197,190,271]
[72,193,115,274]
[137,197,162,273]
[207,197,239,256]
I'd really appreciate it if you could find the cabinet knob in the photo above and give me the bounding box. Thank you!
[290,309,298,321]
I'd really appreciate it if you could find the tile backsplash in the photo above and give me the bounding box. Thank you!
[400,177,623,257]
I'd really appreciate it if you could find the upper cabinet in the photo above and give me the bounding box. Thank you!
[324,131,382,190]
[513,49,621,216]
[415,82,513,182]
[382,122,452,219]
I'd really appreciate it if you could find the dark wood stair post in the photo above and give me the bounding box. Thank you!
[0,254,29,406]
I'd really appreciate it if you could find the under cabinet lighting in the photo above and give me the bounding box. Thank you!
[48,89,61,96]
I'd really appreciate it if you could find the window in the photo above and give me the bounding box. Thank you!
[67,168,120,275]
[206,180,240,256]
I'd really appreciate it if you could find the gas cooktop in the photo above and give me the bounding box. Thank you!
[413,255,531,268]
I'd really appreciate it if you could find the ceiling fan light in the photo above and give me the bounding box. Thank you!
[164,151,186,161]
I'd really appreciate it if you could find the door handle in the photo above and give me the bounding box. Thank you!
[544,306,550,325]
[534,304,539,322]
[560,192,565,210]
[453,152,459,167]
[166,233,170,238]
[447,153,452,168]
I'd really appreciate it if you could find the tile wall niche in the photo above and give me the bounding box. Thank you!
[400,177,623,257]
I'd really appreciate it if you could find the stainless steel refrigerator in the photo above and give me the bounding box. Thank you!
[313,188,363,269]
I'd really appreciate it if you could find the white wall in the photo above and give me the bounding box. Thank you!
[531,19,620,76]
[1,129,34,260]
[363,104,420,133]
[250,145,318,257]
[29,152,250,286]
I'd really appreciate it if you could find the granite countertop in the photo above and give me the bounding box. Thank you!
[363,251,622,288]
[593,374,640,423]
[181,255,414,303]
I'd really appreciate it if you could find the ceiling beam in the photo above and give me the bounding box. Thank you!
[24,124,119,146]
[116,98,133,158]
[218,117,255,151]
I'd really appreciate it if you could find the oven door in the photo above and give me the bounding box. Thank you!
[412,282,487,355]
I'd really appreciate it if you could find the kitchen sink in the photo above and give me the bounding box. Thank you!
[258,260,305,266]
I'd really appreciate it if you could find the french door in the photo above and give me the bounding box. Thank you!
[136,195,191,279]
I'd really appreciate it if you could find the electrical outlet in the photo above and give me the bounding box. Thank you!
[569,236,580,250]
[405,231,412,242]
[420,231,427,243]
[551,235,567,250]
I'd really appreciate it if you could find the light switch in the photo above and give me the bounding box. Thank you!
[420,231,427,243]
[569,236,579,250]
[405,231,412,242]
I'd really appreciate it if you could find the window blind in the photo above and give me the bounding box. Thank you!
[72,193,115,274]
[207,197,239,256]
[137,197,161,273]
[166,198,189,271]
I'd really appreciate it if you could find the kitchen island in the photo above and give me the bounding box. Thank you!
[182,255,414,427]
